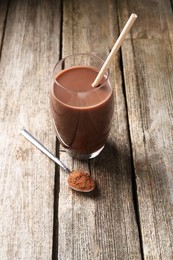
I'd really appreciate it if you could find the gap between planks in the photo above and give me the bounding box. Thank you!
[119,47,144,260]
[115,3,144,256]
[52,138,60,260]
[116,7,145,258]
[52,0,63,256]
[0,0,10,60]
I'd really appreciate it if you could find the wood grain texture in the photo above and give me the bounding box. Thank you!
[1,0,172,259]
[0,0,61,258]
[118,0,173,258]
[58,0,141,259]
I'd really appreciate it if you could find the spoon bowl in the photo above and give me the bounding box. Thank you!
[20,129,95,193]
[68,170,95,192]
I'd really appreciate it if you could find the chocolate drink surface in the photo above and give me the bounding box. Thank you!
[51,66,114,158]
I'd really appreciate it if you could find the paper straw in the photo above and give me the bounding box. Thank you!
[92,13,137,87]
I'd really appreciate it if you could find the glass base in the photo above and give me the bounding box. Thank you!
[67,146,105,160]
[53,120,105,160]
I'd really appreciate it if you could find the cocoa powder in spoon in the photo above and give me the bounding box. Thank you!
[68,170,95,192]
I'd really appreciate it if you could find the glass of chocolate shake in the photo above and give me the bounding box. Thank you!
[50,53,114,160]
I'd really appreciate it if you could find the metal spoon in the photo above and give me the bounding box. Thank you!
[20,129,95,192]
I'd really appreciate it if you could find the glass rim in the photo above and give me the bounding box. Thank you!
[52,53,110,95]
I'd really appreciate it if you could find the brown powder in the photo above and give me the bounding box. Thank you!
[68,170,95,192]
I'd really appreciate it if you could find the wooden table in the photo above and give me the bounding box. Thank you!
[0,0,173,259]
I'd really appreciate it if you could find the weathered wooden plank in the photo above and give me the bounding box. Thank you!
[118,0,173,258]
[0,0,61,258]
[58,0,141,259]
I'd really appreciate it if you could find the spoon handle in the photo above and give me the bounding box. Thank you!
[20,129,70,173]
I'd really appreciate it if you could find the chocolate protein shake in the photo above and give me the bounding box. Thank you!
[50,55,114,159]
